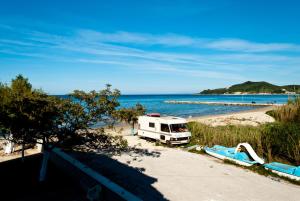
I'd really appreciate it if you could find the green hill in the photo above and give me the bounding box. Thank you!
[200,81,300,94]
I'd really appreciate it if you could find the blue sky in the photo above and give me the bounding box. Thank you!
[0,0,300,94]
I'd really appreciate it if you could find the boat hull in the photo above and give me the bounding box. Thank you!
[264,168,300,181]
[205,149,254,167]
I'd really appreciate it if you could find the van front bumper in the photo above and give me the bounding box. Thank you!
[170,137,190,144]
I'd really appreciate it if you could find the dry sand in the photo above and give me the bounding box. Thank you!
[188,106,276,126]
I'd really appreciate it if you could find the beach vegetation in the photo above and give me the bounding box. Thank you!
[266,96,300,123]
[187,122,264,154]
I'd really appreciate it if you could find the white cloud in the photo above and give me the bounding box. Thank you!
[1,26,300,84]
[206,39,299,52]
[76,29,300,53]
[77,30,201,46]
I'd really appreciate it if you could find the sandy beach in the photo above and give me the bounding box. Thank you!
[188,106,276,126]
[109,106,277,133]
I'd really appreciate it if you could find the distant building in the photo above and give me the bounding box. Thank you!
[282,88,296,95]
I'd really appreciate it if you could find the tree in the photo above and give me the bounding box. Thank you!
[0,75,128,181]
[56,84,122,149]
[0,75,55,161]
[117,103,146,135]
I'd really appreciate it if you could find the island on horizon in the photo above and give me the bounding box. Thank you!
[199,81,300,95]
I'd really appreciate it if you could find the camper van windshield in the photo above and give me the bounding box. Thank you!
[170,124,188,133]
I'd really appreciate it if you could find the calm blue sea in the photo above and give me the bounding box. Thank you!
[57,94,293,118]
[118,94,293,117]
[56,94,292,117]
[54,94,293,127]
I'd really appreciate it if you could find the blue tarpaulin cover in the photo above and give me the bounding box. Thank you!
[264,162,300,177]
[204,145,258,165]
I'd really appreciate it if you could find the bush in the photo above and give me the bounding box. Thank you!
[261,122,300,165]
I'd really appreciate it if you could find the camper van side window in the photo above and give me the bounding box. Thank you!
[149,122,155,128]
[161,124,170,133]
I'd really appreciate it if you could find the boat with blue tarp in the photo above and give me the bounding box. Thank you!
[204,143,265,166]
[264,162,300,181]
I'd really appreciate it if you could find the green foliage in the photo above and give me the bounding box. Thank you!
[261,122,300,164]
[117,103,146,128]
[200,81,300,94]
[63,84,121,131]
[0,75,58,145]
[228,81,281,93]
[200,88,227,95]
[0,75,127,152]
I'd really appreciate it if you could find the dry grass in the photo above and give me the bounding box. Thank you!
[188,122,264,156]
[267,97,300,123]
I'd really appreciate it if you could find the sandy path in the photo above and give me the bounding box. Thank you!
[110,134,300,201]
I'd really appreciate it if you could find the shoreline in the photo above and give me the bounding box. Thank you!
[109,106,277,134]
[188,105,275,120]
[165,100,283,107]
[188,105,276,126]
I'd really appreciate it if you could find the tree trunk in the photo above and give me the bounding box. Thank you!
[131,122,135,135]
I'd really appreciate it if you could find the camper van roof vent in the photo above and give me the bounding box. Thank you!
[147,113,161,117]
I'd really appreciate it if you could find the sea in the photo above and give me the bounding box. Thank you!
[57,94,294,118]
[115,94,292,118]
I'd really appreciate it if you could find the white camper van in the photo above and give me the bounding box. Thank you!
[137,113,191,145]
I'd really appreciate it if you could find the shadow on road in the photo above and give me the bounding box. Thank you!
[72,146,168,201]
[0,154,86,201]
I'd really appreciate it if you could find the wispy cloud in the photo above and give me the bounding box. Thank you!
[1,25,300,84]
[77,30,202,47]
[206,39,300,52]
[76,29,300,53]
